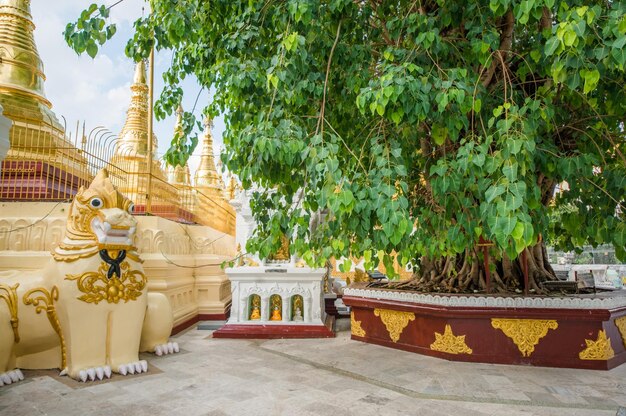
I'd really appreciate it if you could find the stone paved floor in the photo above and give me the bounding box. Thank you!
[2,323,626,416]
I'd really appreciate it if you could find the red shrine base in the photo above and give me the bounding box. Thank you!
[213,315,336,339]
[343,288,626,370]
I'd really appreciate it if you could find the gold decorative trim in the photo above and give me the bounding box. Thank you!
[430,324,473,355]
[23,286,66,369]
[615,317,626,349]
[374,308,415,343]
[65,260,147,304]
[351,312,366,337]
[491,318,558,357]
[579,330,615,361]
[0,283,20,343]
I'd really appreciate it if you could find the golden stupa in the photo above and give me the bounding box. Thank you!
[194,115,235,234]
[194,117,225,196]
[166,105,196,218]
[0,0,88,197]
[110,60,177,213]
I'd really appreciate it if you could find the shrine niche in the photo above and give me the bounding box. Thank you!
[269,294,282,321]
[291,295,304,322]
[248,294,261,320]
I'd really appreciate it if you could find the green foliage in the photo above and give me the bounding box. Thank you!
[64,3,116,58]
[67,0,626,272]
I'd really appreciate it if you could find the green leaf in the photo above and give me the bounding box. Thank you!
[485,184,505,203]
[86,41,98,58]
[545,37,560,56]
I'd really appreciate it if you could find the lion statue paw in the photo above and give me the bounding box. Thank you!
[155,342,179,356]
[0,369,24,386]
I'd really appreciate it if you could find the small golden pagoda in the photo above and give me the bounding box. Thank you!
[194,117,225,196]
[166,105,196,221]
[110,60,177,215]
[0,0,88,198]
[194,116,235,234]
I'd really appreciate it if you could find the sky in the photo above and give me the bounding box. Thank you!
[30,0,225,175]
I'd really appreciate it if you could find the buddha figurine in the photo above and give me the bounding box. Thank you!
[249,296,261,320]
[269,295,282,321]
[292,296,304,321]
[293,307,303,322]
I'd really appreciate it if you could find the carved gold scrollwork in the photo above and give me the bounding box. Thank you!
[65,260,147,304]
[614,317,626,349]
[491,318,558,357]
[579,330,615,361]
[350,311,366,337]
[374,308,415,343]
[0,283,20,342]
[23,286,66,369]
[430,324,473,355]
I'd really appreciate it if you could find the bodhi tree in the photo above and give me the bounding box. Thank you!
[66,0,626,293]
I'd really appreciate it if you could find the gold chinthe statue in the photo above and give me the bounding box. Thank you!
[0,170,179,385]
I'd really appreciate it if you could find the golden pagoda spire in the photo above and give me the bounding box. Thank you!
[109,60,176,209]
[0,0,56,121]
[194,115,224,194]
[115,60,156,157]
[0,0,89,199]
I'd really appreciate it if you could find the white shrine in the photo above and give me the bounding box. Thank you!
[213,189,334,338]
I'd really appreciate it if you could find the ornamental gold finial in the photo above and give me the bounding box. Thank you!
[133,59,146,84]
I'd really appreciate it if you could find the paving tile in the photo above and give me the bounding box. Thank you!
[0,327,624,415]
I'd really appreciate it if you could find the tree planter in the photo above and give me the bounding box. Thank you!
[343,286,626,370]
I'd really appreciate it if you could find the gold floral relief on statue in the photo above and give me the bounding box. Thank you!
[374,308,415,343]
[23,286,66,369]
[491,318,558,357]
[350,311,366,337]
[579,330,615,361]
[65,260,146,304]
[614,317,626,349]
[430,324,473,355]
[0,283,20,343]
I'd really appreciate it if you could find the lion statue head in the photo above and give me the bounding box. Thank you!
[53,169,138,262]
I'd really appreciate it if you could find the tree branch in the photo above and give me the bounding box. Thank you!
[316,20,342,136]
[480,10,515,88]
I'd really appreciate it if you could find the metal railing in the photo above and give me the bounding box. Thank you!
[0,120,235,236]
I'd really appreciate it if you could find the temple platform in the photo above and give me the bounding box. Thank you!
[343,286,626,370]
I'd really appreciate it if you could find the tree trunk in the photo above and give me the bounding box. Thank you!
[374,240,556,294]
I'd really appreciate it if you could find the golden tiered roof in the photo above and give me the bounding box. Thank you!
[0,0,86,175]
